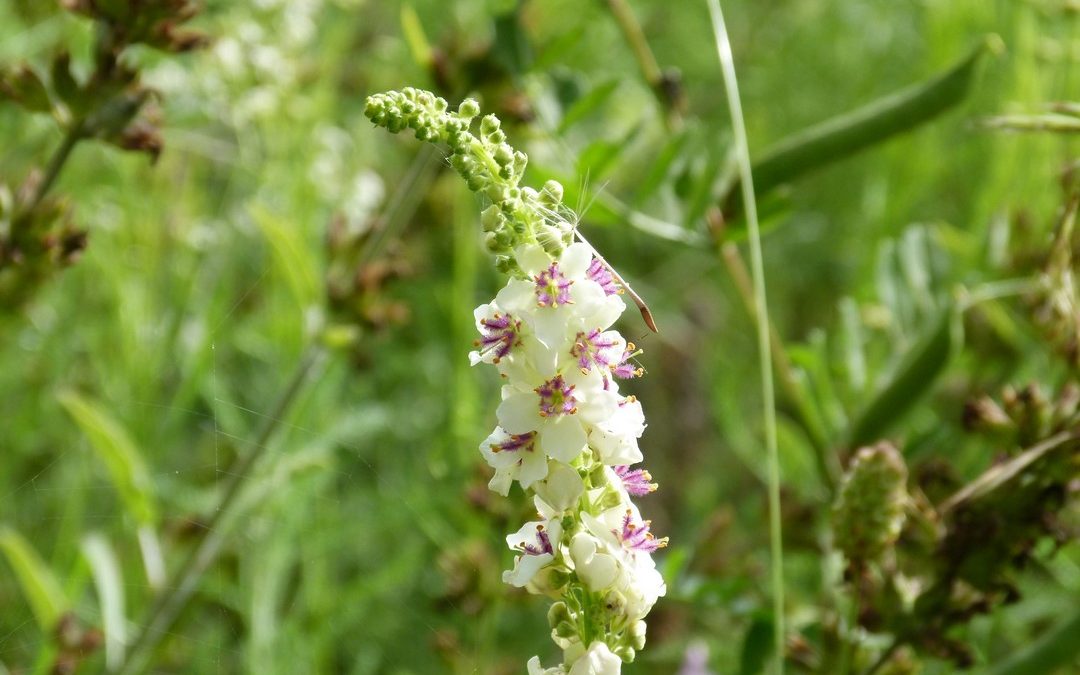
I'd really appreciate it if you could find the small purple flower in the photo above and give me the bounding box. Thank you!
[535,374,578,417]
[475,311,522,363]
[520,524,554,556]
[534,262,574,307]
[587,257,621,296]
[617,510,667,553]
[614,465,657,496]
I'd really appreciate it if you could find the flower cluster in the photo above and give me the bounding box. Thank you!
[476,242,666,674]
[365,89,667,673]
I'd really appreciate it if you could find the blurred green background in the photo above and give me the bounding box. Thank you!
[0,0,1077,673]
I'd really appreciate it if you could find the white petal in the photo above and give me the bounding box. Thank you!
[568,642,622,675]
[497,392,542,434]
[516,447,550,489]
[496,279,536,313]
[514,244,552,276]
[533,461,585,512]
[487,469,512,496]
[540,417,587,462]
[532,308,572,349]
[579,389,620,425]
[571,278,604,309]
[503,552,553,587]
[478,428,521,469]
[560,243,592,279]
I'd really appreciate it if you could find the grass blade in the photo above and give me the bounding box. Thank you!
[706,1,785,672]
[984,607,1080,675]
[0,526,69,631]
[58,390,158,525]
[82,533,127,671]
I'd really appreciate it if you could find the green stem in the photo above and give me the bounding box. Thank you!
[115,346,328,675]
[720,242,839,492]
[32,123,84,210]
[602,0,682,130]
[706,2,785,673]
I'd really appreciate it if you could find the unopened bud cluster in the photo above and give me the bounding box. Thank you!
[364,88,575,273]
[833,442,908,566]
[366,90,667,674]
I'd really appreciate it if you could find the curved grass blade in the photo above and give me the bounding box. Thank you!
[57,390,158,525]
[0,526,69,630]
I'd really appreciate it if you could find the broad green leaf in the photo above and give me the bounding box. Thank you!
[739,615,774,675]
[558,80,619,133]
[57,390,158,525]
[0,526,69,630]
[984,608,1080,675]
[847,305,963,448]
[81,534,126,670]
[248,203,320,309]
[728,38,992,205]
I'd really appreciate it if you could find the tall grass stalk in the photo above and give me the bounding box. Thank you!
[705,1,785,672]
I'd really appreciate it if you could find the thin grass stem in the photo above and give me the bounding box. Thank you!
[705,1,785,672]
[116,346,328,675]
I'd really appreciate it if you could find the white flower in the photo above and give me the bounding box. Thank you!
[496,243,625,350]
[588,399,646,466]
[496,367,619,464]
[569,531,620,592]
[566,641,622,675]
[533,461,586,513]
[579,508,667,616]
[479,427,549,496]
[504,516,563,588]
[468,300,557,376]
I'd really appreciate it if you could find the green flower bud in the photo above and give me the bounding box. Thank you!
[481,205,504,233]
[542,179,564,206]
[547,601,572,628]
[833,442,908,565]
[458,98,480,121]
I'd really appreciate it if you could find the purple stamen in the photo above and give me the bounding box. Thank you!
[535,375,578,417]
[611,342,645,380]
[614,465,657,496]
[535,262,574,307]
[617,510,667,553]
[587,257,621,296]
[476,312,521,363]
[571,329,620,372]
[492,431,537,453]
[520,525,554,556]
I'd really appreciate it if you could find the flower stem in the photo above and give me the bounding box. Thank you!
[603,0,682,130]
[706,1,785,673]
[116,345,328,675]
[23,120,85,215]
[719,241,839,492]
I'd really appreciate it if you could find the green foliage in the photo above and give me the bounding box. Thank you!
[0,1,1077,674]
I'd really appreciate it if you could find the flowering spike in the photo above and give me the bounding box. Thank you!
[367,89,666,674]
